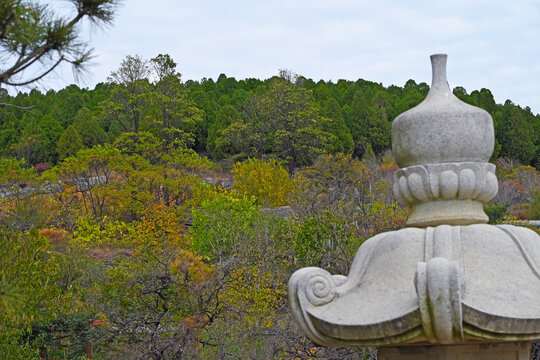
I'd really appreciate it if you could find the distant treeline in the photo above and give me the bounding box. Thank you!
[1,54,538,169]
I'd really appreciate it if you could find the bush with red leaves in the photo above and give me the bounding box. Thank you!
[34,163,52,174]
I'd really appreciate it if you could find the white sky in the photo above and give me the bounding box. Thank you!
[38,0,540,115]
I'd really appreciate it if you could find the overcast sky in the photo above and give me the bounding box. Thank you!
[42,0,540,114]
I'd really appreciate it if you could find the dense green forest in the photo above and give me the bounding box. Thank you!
[1,53,539,359]
[1,54,538,169]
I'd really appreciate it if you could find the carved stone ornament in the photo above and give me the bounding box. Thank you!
[288,54,540,348]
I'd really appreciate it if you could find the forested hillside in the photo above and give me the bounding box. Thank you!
[0,54,539,359]
[1,54,538,168]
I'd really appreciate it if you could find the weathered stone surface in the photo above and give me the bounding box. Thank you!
[393,162,498,226]
[289,224,540,346]
[288,54,540,352]
[391,54,494,168]
[378,342,531,360]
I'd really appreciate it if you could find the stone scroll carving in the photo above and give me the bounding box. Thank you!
[289,225,540,346]
[415,226,464,344]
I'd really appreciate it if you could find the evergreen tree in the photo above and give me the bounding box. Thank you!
[320,98,354,153]
[497,101,535,164]
[57,125,83,161]
[208,105,242,159]
[38,114,64,163]
[73,107,107,148]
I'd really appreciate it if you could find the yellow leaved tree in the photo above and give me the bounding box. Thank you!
[232,158,293,207]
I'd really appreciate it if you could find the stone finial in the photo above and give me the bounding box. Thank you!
[391,54,497,227]
[392,54,494,167]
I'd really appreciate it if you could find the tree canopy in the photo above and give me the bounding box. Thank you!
[0,53,538,171]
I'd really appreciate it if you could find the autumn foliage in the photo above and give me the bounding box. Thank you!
[0,134,537,359]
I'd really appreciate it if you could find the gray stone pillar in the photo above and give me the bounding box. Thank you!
[379,342,531,360]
